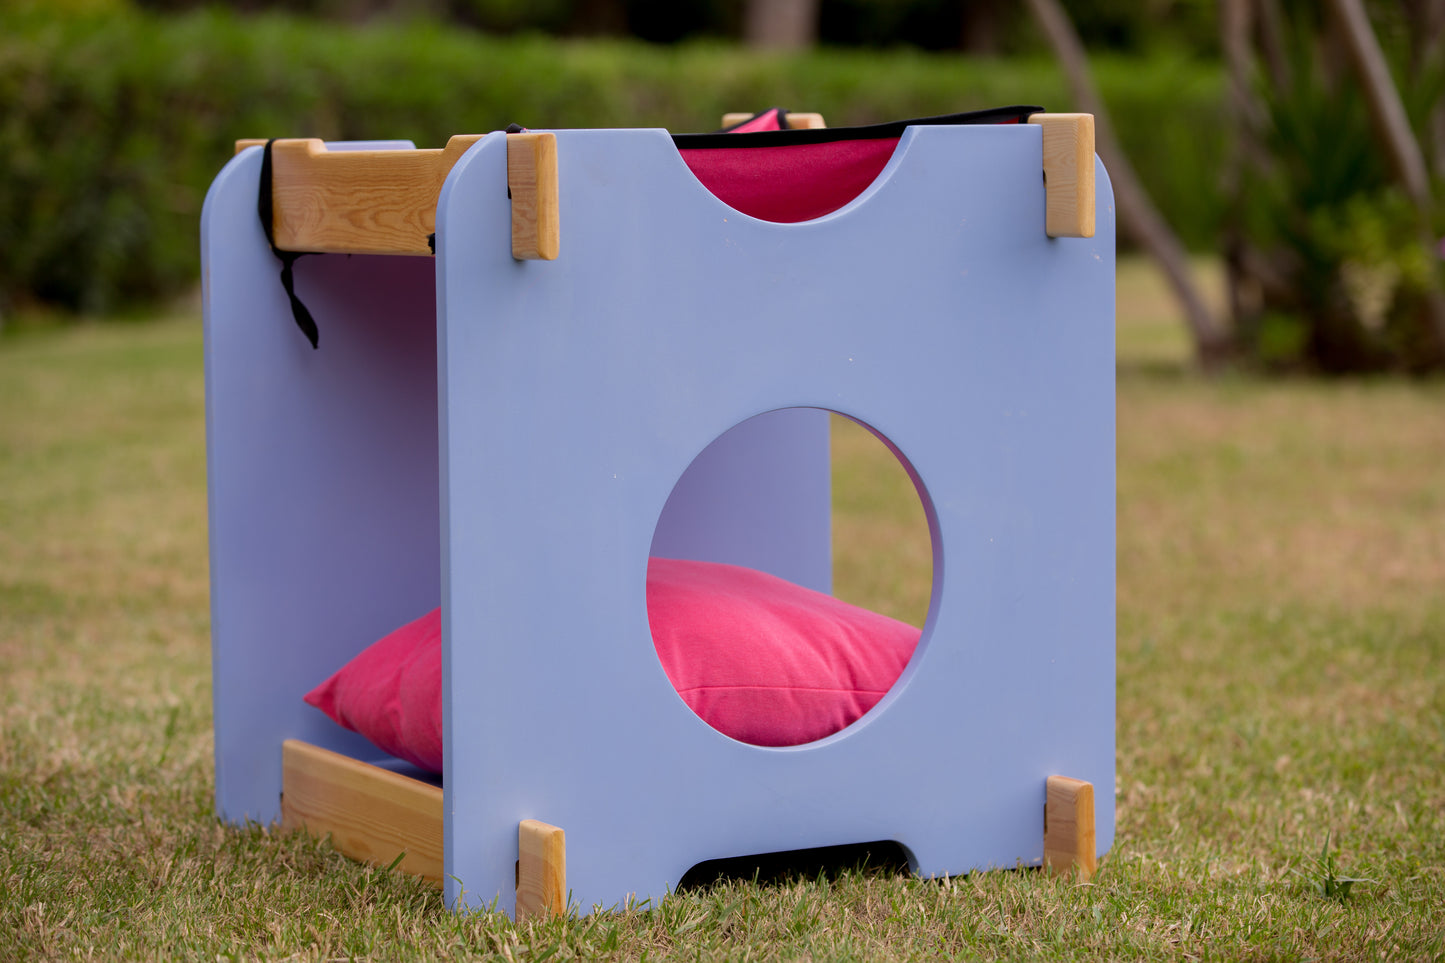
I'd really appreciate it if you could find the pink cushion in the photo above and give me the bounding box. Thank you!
[646,557,920,747]
[305,558,921,771]
[680,139,899,224]
[304,607,444,772]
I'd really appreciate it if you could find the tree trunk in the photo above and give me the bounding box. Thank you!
[1401,0,1445,177]
[1326,0,1445,356]
[568,0,628,36]
[1221,0,1259,333]
[1255,0,1292,91]
[960,0,1005,54]
[744,0,819,50]
[1327,0,1432,206]
[1024,0,1233,368]
[1222,0,1267,153]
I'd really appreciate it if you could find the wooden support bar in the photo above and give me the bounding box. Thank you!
[252,136,482,255]
[1027,113,1096,239]
[516,819,567,920]
[786,113,828,130]
[280,739,444,886]
[233,132,559,260]
[507,132,560,261]
[721,112,827,130]
[1043,775,1097,880]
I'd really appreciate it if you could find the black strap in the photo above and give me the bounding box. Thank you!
[672,104,1044,149]
[258,139,320,350]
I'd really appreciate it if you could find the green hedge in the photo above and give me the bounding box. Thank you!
[0,7,1226,313]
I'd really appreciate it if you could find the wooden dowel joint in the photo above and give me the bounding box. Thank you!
[1028,113,1097,239]
[517,819,567,919]
[507,132,560,261]
[1043,774,1097,880]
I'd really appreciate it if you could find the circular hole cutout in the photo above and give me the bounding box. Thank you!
[829,413,933,628]
[647,409,934,747]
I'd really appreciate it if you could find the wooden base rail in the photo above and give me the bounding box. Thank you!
[280,739,445,885]
[234,133,559,260]
[280,741,570,915]
[280,741,1097,911]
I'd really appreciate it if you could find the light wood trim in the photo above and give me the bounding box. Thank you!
[721,112,827,130]
[1043,775,1097,880]
[516,819,566,920]
[234,132,559,260]
[234,138,268,154]
[1027,113,1096,239]
[785,113,827,130]
[261,135,482,255]
[507,132,560,260]
[280,739,444,886]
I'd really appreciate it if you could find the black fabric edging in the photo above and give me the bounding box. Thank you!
[258,139,320,350]
[673,105,1043,149]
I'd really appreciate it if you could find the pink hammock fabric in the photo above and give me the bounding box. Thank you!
[678,105,1039,223]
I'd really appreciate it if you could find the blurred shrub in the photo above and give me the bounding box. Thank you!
[0,6,1225,314]
[1224,9,1445,373]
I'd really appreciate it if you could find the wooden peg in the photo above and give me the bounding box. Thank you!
[507,132,560,261]
[785,113,827,130]
[517,819,566,919]
[1044,775,1097,880]
[1027,113,1096,239]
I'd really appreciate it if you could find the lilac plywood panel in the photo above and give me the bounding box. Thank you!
[651,408,831,595]
[202,146,443,824]
[202,142,832,826]
[436,126,1115,915]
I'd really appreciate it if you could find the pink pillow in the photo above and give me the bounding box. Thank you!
[304,607,444,771]
[305,558,921,770]
[646,557,920,747]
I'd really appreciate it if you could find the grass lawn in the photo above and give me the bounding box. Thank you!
[2,260,1443,960]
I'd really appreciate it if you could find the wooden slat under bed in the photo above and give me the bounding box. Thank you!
[281,741,568,917]
[280,739,444,886]
[281,738,1097,907]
